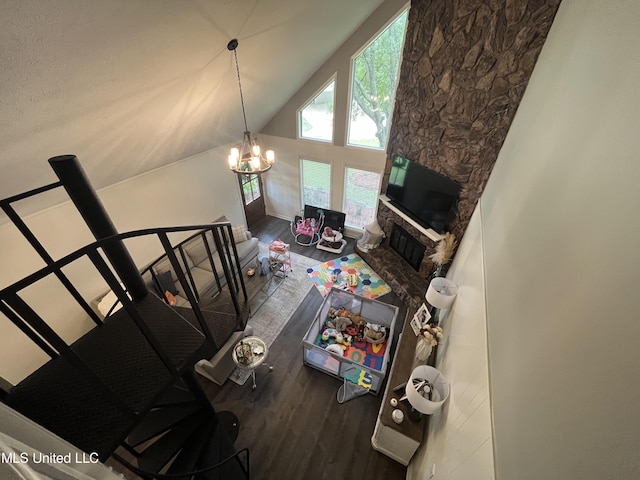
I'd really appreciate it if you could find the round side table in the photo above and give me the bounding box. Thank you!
[231,336,273,389]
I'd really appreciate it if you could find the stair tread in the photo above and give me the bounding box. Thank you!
[155,382,196,406]
[127,402,202,447]
[127,403,202,447]
[175,306,245,350]
[3,357,135,458]
[138,410,208,473]
[195,417,245,480]
[166,415,217,476]
[5,294,207,459]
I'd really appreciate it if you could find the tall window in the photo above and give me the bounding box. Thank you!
[298,79,335,143]
[343,167,381,228]
[241,174,260,205]
[301,159,331,209]
[347,9,408,149]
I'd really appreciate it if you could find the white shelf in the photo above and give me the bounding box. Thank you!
[379,194,443,242]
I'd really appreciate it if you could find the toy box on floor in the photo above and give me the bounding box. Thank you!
[302,288,398,394]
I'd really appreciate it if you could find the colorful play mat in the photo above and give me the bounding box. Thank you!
[306,254,391,299]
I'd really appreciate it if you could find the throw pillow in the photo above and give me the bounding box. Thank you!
[231,225,247,244]
[156,270,178,295]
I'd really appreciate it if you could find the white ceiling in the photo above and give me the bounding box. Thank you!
[0,0,382,213]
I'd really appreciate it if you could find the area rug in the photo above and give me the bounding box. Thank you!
[306,253,391,299]
[230,242,317,385]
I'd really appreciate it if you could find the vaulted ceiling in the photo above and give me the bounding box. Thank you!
[1,0,383,212]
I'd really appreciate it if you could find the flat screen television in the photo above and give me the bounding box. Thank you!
[386,155,461,234]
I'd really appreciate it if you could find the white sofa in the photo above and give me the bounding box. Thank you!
[95,218,259,315]
[144,224,259,307]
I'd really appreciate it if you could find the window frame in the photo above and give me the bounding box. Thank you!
[296,74,337,144]
[240,173,261,206]
[299,158,333,210]
[345,6,409,151]
[341,163,383,229]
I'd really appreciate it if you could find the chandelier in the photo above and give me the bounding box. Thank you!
[226,39,275,174]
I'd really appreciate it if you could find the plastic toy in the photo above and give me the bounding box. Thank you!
[325,344,344,356]
[321,328,344,343]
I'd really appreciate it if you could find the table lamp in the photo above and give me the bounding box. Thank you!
[406,365,450,416]
[425,277,457,325]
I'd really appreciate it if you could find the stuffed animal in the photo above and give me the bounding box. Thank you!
[363,322,387,344]
[351,314,366,327]
[335,316,352,332]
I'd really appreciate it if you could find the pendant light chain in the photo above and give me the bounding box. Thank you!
[232,48,249,133]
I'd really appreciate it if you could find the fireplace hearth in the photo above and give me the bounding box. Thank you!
[389,223,425,272]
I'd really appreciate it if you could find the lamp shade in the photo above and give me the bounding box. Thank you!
[425,277,457,309]
[406,365,450,414]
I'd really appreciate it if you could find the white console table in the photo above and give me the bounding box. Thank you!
[379,194,443,242]
[371,307,426,465]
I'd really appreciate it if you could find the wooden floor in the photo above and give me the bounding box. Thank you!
[200,216,408,480]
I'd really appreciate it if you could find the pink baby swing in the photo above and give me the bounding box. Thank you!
[291,206,325,246]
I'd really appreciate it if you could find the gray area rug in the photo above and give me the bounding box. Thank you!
[229,242,317,385]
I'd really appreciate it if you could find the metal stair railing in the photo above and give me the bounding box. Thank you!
[0,157,250,471]
[0,182,104,327]
[1,223,249,376]
[1,224,250,457]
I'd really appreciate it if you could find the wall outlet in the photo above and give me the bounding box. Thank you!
[429,463,436,479]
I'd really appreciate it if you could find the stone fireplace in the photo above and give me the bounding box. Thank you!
[389,223,426,272]
[358,0,560,308]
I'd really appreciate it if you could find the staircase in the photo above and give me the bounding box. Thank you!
[0,155,251,478]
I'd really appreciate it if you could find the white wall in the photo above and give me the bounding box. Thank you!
[480,0,640,479]
[262,0,408,146]
[408,205,495,480]
[261,0,407,232]
[0,145,244,384]
[261,134,386,226]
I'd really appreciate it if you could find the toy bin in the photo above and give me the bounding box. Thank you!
[302,288,398,394]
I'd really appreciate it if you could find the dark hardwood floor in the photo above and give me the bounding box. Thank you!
[248,215,359,262]
[200,216,408,480]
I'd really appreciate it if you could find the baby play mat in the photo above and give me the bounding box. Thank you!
[306,254,391,299]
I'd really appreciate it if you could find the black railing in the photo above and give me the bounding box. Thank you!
[1,157,250,477]
[1,223,249,459]
[1,222,249,368]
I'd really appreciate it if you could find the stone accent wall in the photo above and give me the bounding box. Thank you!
[379,0,561,279]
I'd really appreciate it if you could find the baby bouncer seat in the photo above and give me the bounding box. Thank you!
[291,205,325,246]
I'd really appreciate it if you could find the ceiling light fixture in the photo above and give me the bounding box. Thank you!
[226,38,275,174]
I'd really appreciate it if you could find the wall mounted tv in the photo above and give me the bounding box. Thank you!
[386,155,461,234]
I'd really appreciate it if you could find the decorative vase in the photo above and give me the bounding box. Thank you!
[414,338,433,365]
[431,264,444,279]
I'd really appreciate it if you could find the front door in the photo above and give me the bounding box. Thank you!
[238,173,266,228]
